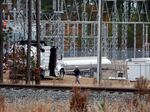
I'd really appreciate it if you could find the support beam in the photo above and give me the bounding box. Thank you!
[47,21,150,24]
[145,25,149,57]
[142,24,145,57]
[134,24,136,58]
[97,0,102,84]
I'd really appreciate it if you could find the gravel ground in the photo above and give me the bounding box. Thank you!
[0,88,137,103]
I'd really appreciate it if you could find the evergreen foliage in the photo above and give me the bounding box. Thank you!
[41,0,52,12]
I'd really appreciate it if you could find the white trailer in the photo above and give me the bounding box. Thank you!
[126,58,150,81]
[61,56,111,73]
[41,47,111,78]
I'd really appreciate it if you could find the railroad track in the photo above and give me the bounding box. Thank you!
[0,84,150,93]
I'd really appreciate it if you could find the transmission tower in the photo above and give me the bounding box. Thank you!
[121,1,128,59]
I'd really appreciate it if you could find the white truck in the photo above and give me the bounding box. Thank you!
[40,47,112,78]
[40,46,65,79]
[9,41,112,79]
[9,41,65,79]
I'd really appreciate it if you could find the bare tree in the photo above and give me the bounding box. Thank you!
[26,0,32,84]
[0,0,4,83]
[35,0,40,84]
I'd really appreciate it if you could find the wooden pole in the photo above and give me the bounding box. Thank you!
[26,0,32,84]
[0,0,4,83]
[35,0,41,84]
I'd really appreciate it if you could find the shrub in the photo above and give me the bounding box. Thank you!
[70,86,90,112]
[134,76,149,95]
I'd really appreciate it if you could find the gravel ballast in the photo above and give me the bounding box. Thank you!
[0,88,138,103]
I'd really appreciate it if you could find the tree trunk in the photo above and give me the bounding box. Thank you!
[35,0,40,84]
[0,1,4,83]
[26,0,32,84]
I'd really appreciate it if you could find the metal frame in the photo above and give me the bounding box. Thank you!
[3,0,150,60]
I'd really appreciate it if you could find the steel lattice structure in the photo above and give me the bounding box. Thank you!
[2,0,150,59]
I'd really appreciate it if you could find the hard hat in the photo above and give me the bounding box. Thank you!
[75,66,78,68]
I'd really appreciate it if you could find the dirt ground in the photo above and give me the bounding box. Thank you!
[42,75,135,88]
[3,70,136,88]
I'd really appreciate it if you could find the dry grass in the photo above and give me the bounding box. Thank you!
[70,86,90,112]
[134,76,149,89]
[0,96,5,112]
[4,102,51,112]
[2,100,70,112]
[1,95,150,112]
[134,76,150,95]
[103,96,150,112]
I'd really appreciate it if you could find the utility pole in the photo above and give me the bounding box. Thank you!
[26,0,32,84]
[35,0,40,84]
[0,0,4,83]
[97,0,103,84]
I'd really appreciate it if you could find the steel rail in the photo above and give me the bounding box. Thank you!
[0,84,150,93]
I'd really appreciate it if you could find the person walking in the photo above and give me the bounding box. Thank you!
[74,66,81,84]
